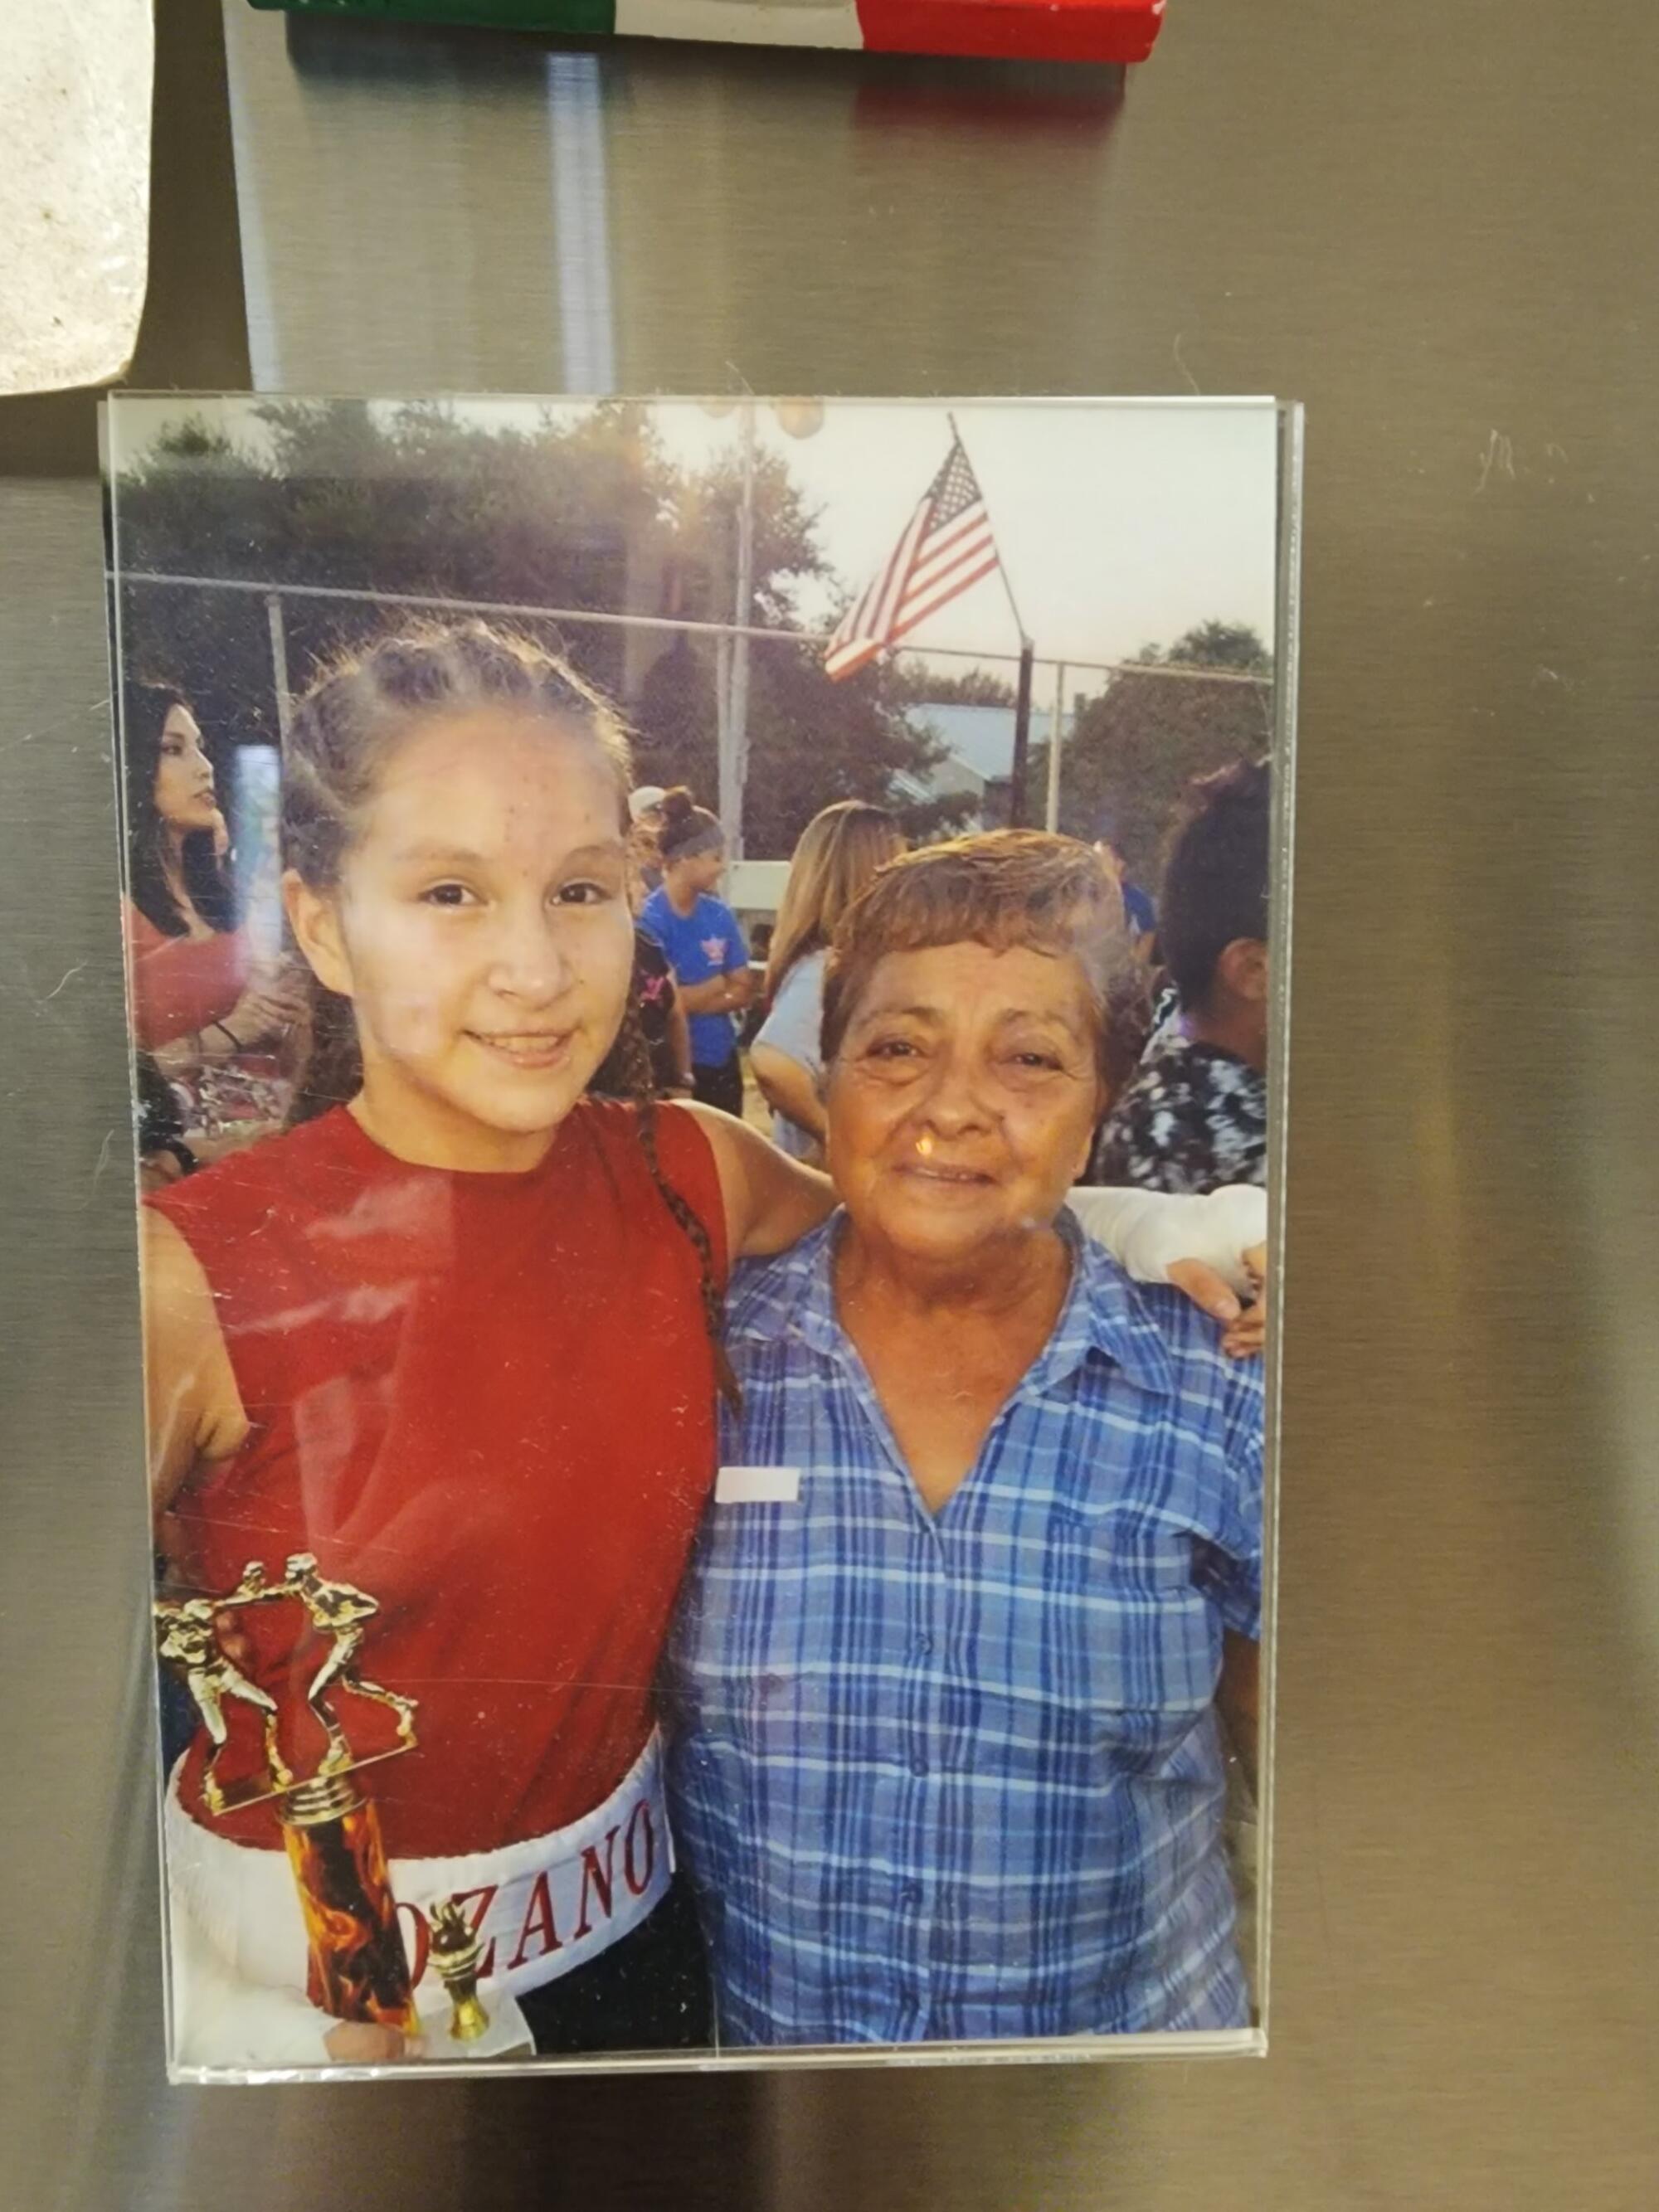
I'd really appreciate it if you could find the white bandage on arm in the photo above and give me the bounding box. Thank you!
[163,1763,338,2070]
[1067,1184,1267,1296]
[168,1889,338,2070]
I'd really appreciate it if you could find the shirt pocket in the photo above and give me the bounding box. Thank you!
[1043,1501,1220,1777]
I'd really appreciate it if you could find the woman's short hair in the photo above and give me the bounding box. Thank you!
[1159,758,1271,1012]
[821,829,1141,1087]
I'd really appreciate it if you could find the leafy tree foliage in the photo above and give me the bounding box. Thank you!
[114,401,974,855]
[1034,620,1275,885]
[886,660,1019,709]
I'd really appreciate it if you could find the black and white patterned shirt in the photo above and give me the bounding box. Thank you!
[1090,1037,1267,1195]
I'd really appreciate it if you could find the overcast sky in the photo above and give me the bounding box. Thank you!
[110,395,1282,677]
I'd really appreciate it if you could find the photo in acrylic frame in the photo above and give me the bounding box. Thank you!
[104,392,1297,2081]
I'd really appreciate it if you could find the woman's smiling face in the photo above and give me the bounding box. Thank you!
[285,706,635,1170]
[825,939,1105,1271]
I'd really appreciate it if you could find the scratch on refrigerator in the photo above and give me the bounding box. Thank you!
[1475,430,1515,493]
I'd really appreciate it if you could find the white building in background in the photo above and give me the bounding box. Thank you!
[891,745,987,820]
[896,701,1072,828]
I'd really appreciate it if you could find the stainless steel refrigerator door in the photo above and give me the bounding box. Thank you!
[4,0,1658,2205]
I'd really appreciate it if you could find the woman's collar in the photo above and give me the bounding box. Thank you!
[732,1207,1177,1399]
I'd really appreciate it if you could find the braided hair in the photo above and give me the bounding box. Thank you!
[280,618,735,1400]
[606,989,740,1409]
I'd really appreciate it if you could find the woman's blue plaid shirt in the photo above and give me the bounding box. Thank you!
[663,1209,1263,2047]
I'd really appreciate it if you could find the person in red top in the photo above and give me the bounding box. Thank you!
[122,678,303,1140]
[144,624,844,2069]
[142,621,1261,2071]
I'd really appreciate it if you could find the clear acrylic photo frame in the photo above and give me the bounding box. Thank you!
[104,392,1301,2082]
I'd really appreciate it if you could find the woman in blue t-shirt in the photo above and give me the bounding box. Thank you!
[639,789,753,1116]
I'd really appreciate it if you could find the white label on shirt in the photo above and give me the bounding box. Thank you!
[715,1465,802,1505]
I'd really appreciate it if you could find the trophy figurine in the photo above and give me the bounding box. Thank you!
[153,1592,294,1814]
[429,1899,491,2042]
[421,1898,533,2059]
[156,1555,528,2059]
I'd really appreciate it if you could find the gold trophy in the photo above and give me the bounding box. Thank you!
[428,1899,492,2042]
[157,1555,532,2060]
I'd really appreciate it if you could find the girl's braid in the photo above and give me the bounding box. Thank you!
[613,996,741,1412]
[286,979,363,1127]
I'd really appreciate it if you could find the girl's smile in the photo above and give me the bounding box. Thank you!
[465,1026,578,1072]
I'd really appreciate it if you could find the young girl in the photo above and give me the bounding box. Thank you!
[638,790,752,1116]
[141,622,1262,2069]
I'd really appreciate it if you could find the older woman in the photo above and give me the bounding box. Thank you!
[664,831,1264,2047]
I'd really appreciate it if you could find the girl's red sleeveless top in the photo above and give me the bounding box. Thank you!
[149,1100,726,1859]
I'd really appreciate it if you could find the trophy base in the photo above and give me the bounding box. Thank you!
[416,1985,536,2061]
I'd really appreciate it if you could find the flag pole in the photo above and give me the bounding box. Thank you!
[946,411,1030,645]
[946,413,1034,823]
[1008,643,1036,827]
[1044,659,1067,833]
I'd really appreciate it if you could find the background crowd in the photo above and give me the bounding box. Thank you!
[129,698,1271,1205]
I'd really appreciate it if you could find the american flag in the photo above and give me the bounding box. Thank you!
[824,433,1002,682]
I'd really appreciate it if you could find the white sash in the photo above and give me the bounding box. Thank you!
[164,1730,675,2039]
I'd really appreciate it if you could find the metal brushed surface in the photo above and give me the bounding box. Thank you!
[4,0,1659,2204]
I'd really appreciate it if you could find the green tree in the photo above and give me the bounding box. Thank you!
[630,632,975,854]
[742,648,976,853]
[116,400,976,859]
[632,633,719,802]
[1034,621,1274,885]
[669,445,828,630]
[117,400,679,748]
[886,659,1018,710]
[648,453,974,848]
[1143,620,1273,676]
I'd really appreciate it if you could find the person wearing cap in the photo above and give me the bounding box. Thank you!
[639,790,754,1117]
[628,785,668,892]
